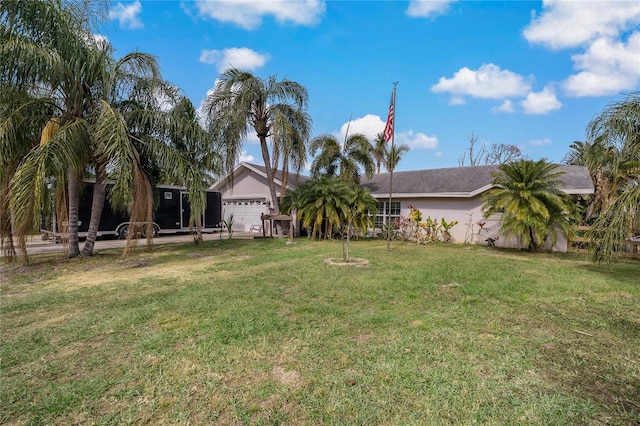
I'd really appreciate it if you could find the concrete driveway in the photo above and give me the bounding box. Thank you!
[3,231,256,257]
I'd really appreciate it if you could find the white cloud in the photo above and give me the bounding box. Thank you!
[109,0,144,29]
[333,114,437,150]
[406,0,457,19]
[492,99,515,113]
[193,0,325,30]
[563,33,640,97]
[449,96,466,106]
[523,0,640,50]
[435,151,444,157]
[238,149,255,163]
[397,130,438,150]
[520,87,562,115]
[335,114,386,142]
[199,47,270,73]
[528,138,552,146]
[431,64,532,100]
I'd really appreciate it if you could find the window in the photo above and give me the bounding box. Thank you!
[374,201,400,229]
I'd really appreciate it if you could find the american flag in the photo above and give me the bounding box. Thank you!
[383,90,394,142]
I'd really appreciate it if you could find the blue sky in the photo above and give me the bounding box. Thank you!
[101,0,640,172]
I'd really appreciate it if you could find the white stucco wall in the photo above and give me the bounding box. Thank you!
[214,166,300,234]
[387,196,568,252]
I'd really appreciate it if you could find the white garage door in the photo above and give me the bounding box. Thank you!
[222,199,268,231]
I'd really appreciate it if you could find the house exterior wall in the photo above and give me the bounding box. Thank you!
[381,196,569,252]
[217,168,281,201]
[388,196,489,244]
[214,166,300,234]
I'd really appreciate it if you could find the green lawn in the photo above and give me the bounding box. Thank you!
[1,239,639,425]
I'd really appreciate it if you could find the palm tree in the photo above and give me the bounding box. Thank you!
[0,84,50,261]
[2,0,204,259]
[164,96,221,243]
[373,132,387,174]
[203,68,311,214]
[482,159,579,252]
[385,143,410,172]
[309,133,375,186]
[342,185,377,260]
[270,108,311,205]
[290,177,351,239]
[2,0,104,258]
[585,92,640,262]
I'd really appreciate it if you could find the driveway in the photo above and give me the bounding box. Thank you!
[3,231,256,257]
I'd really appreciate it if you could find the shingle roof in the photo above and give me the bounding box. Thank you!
[361,164,594,197]
[212,162,594,198]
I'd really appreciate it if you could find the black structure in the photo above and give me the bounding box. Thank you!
[43,182,222,239]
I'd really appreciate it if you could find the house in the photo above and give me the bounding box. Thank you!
[212,162,594,251]
[210,162,309,232]
[360,164,594,251]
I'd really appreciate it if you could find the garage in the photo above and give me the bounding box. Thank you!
[222,199,269,231]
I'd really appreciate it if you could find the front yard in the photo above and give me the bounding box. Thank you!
[1,239,638,424]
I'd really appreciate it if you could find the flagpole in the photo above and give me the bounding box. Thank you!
[386,82,397,252]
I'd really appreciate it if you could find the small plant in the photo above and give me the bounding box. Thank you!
[223,214,234,240]
[440,218,458,242]
[396,207,458,244]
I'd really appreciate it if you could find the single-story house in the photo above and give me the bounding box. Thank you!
[211,162,594,251]
[360,164,594,251]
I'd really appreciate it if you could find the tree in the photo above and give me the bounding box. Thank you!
[0,84,49,260]
[341,185,377,261]
[164,96,222,243]
[485,143,522,165]
[584,92,640,263]
[2,0,206,260]
[309,133,375,186]
[372,131,409,173]
[270,109,311,205]
[203,68,311,214]
[457,132,485,166]
[385,143,410,172]
[373,132,387,174]
[285,177,351,239]
[482,159,579,252]
[2,0,106,258]
[458,132,522,166]
[563,139,613,221]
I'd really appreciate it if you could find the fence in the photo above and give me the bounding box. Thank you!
[567,226,640,259]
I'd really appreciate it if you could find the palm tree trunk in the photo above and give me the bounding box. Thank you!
[67,168,80,258]
[259,137,279,214]
[82,164,106,256]
[259,136,284,237]
[528,227,538,252]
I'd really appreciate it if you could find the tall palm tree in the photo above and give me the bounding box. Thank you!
[2,0,103,258]
[385,143,410,172]
[164,96,221,243]
[2,0,202,259]
[270,108,311,204]
[0,84,50,260]
[483,159,579,252]
[309,133,375,186]
[373,132,387,174]
[585,92,640,262]
[203,68,311,213]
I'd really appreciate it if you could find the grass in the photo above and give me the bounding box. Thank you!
[1,238,639,425]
